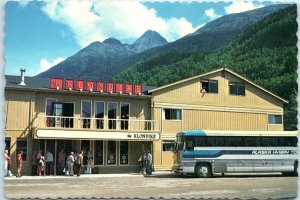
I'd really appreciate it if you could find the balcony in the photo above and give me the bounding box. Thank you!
[34,115,159,132]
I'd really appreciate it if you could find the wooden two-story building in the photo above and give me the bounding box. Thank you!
[5,68,288,174]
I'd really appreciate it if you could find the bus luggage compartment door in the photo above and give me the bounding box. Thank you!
[234,160,253,172]
[253,160,273,172]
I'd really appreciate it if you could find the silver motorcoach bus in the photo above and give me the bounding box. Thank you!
[172,130,298,177]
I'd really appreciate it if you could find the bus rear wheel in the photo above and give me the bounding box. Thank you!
[195,163,212,178]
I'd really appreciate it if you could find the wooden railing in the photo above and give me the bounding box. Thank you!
[34,115,159,132]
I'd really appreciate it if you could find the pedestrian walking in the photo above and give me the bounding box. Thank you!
[36,150,45,176]
[16,150,23,178]
[138,151,146,174]
[46,150,53,175]
[66,152,75,176]
[75,151,83,176]
[7,152,13,176]
[145,150,152,175]
[4,150,9,176]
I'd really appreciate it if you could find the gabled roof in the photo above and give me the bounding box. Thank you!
[148,67,288,103]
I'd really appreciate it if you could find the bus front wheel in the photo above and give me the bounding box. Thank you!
[195,163,212,178]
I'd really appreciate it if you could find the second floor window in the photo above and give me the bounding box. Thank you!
[108,102,117,129]
[164,109,182,120]
[201,79,218,93]
[82,101,92,128]
[268,114,282,124]
[229,82,245,96]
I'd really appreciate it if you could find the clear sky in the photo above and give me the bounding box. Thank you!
[5,0,283,76]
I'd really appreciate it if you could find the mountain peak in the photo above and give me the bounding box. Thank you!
[103,38,123,46]
[131,30,168,53]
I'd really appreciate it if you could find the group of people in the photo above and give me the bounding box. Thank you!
[58,150,84,176]
[32,150,54,176]
[6,148,153,177]
[4,150,23,177]
[138,150,153,175]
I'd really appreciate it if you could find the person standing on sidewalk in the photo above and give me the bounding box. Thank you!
[66,152,75,176]
[16,151,23,178]
[145,150,152,175]
[36,150,45,176]
[46,150,54,175]
[75,151,83,176]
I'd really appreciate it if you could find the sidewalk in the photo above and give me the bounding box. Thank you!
[4,171,172,180]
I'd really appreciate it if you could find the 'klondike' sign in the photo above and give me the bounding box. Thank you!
[50,78,142,95]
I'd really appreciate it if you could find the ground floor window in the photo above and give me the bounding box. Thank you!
[162,140,174,151]
[16,138,27,161]
[5,137,11,153]
[81,140,91,165]
[119,141,128,165]
[107,141,116,165]
[94,140,103,165]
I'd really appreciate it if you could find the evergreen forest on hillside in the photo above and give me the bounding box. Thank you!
[113,5,297,130]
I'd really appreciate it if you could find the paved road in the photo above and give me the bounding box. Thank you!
[4,172,298,199]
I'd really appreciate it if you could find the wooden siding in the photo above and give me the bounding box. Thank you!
[183,109,268,131]
[151,71,283,112]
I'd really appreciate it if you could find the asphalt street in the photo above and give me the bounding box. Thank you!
[4,172,298,199]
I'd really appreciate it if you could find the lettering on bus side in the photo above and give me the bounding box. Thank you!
[251,150,297,155]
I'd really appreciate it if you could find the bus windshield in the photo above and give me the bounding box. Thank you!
[175,136,195,151]
[174,136,183,151]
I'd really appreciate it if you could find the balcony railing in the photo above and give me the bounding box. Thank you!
[34,115,159,132]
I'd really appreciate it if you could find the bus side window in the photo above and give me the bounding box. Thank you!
[195,137,205,147]
[244,137,256,147]
[206,136,216,147]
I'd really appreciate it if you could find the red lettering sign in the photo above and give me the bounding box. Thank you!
[106,82,114,93]
[125,84,132,94]
[134,85,142,95]
[86,81,94,92]
[50,78,63,89]
[65,79,74,90]
[116,83,123,94]
[96,82,104,92]
[76,80,84,91]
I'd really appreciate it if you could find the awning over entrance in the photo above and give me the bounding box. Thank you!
[36,129,160,141]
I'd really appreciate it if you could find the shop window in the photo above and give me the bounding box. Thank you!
[81,140,90,165]
[120,141,128,165]
[268,114,282,124]
[16,138,27,161]
[5,138,11,154]
[229,82,245,96]
[164,109,182,120]
[108,102,117,129]
[120,103,129,130]
[82,101,92,128]
[201,79,218,93]
[107,141,116,165]
[95,102,104,129]
[162,140,174,151]
[94,140,103,165]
